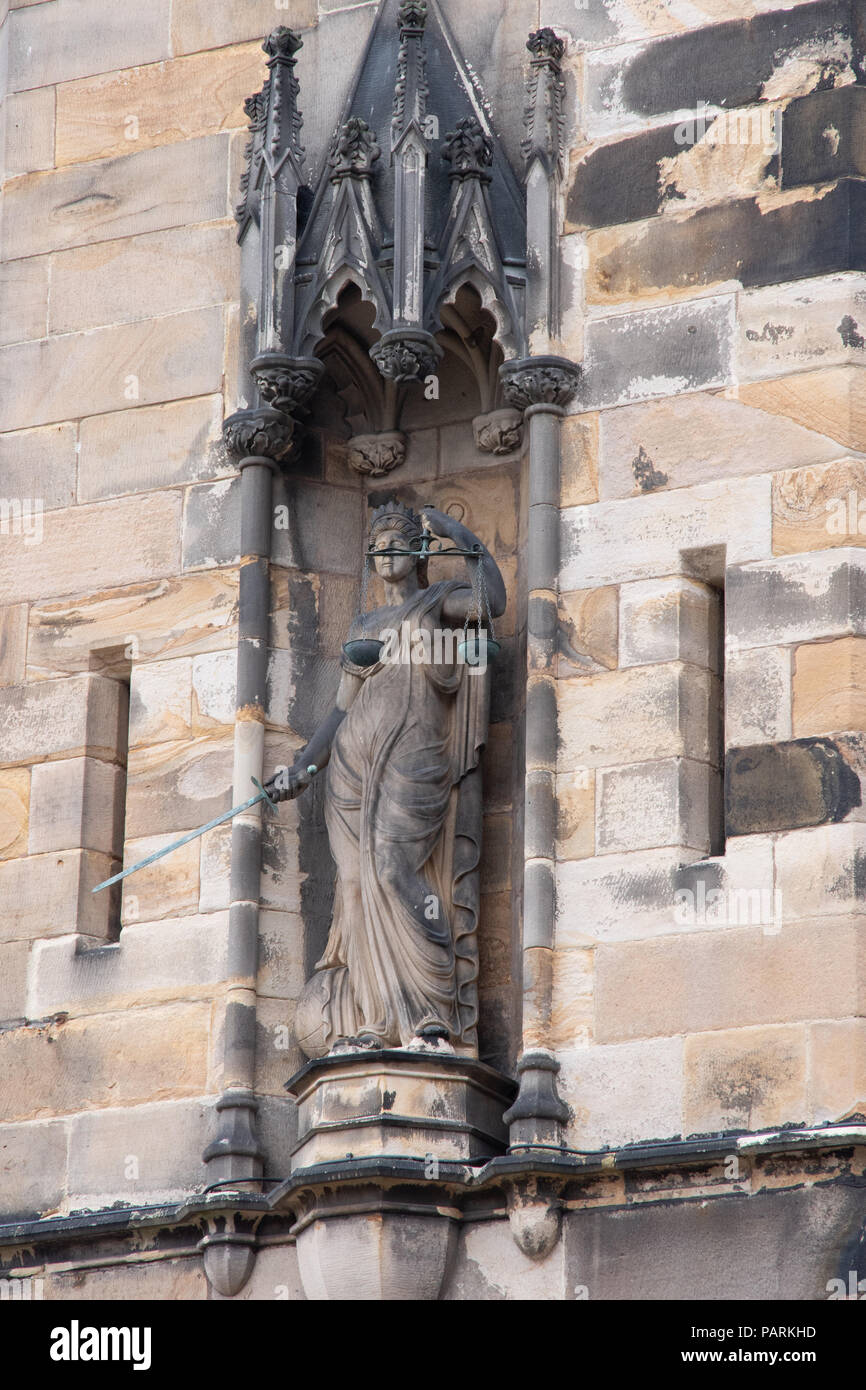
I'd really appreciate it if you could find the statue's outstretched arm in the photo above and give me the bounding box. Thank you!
[421,506,506,622]
[267,670,362,801]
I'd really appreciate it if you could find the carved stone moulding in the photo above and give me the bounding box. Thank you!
[286,1049,517,1170]
[222,405,295,464]
[499,354,581,413]
[249,353,325,416]
[347,430,407,476]
[473,407,524,456]
[370,328,443,383]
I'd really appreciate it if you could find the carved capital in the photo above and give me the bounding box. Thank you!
[370,329,442,384]
[499,356,580,412]
[222,406,295,464]
[473,408,524,456]
[442,117,493,183]
[330,117,381,181]
[249,353,324,416]
[347,431,407,476]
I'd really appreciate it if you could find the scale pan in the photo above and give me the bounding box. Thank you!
[343,638,384,668]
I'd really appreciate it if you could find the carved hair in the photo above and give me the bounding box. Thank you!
[368,502,429,587]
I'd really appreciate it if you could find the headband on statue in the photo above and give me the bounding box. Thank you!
[369,502,424,545]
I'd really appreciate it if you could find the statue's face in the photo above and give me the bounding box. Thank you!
[371,526,418,583]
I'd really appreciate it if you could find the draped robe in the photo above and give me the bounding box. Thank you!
[313,578,488,1054]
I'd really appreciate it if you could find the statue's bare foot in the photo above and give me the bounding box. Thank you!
[406,1023,455,1054]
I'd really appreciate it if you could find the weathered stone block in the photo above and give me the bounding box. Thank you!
[725,645,792,745]
[55,44,262,165]
[793,636,866,736]
[619,577,720,671]
[0,1118,68,1219]
[0,850,114,943]
[67,1099,210,1208]
[129,659,192,748]
[558,1037,684,1150]
[550,947,594,1051]
[558,662,719,771]
[78,395,227,503]
[683,1025,808,1134]
[561,413,598,507]
[0,306,224,432]
[182,476,241,572]
[739,365,866,453]
[125,735,233,838]
[29,756,124,855]
[256,995,302,1097]
[198,820,231,915]
[46,1259,207,1301]
[0,491,182,608]
[599,388,843,503]
[555,767,595,861]
[774,821,866,920]
[0,254,49,345]
[0,673,125,766]
[574,295,735,410]
[562,475,772,590]
[808,1019,866,1124]
[0,605,28,688]
[261,823,302,915]
[27,915,231,1019]
[3,136,230,259]
[8,0,171,90]
[596,917,864,1045]
[51,227,237,336]
[597,756,719,855]
[171,0,316,56]
[0,1002,211,1122]
[559,585,618,675]
[119,833,200,926]
[28,570,239,678]
[0,423,77,510]
[0,766,29,860]
[726,738,861,836]
[2,85,55,178]
[737,272,866,382]
[0,940,30,1021]
[726,549,866,651]
[772,455,866,556]
[557,835,774,946]
[257,910,305,1002]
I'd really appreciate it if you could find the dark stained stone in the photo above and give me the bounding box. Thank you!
[620,0,854,119]
[566,123,685,230]
[781,85,866,188]
[725,738,861,836]
[592,181,865,303]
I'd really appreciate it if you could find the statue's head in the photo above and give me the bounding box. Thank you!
[368,501,428,588]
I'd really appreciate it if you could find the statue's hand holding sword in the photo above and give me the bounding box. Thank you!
[92,765,317,896]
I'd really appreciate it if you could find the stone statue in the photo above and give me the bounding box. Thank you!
[269,501,506,1058]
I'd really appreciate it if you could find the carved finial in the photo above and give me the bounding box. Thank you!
[330,118,381,181]
[398,0,427,31]
[526,27,565,63]
[442,117,493,182]
[522,27,566,174]
[263,26,303,59]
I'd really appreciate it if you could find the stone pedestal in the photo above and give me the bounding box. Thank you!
[279,1049,516,1300]
[286,1048,515,1171]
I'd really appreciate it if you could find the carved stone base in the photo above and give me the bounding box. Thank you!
[347,430,407,476]
[472,407,524,455]
[286,1050,516,1170]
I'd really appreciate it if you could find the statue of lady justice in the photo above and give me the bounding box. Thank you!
[268,501,506,1058]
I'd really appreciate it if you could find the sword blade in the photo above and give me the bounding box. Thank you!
[92,785,271,895]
